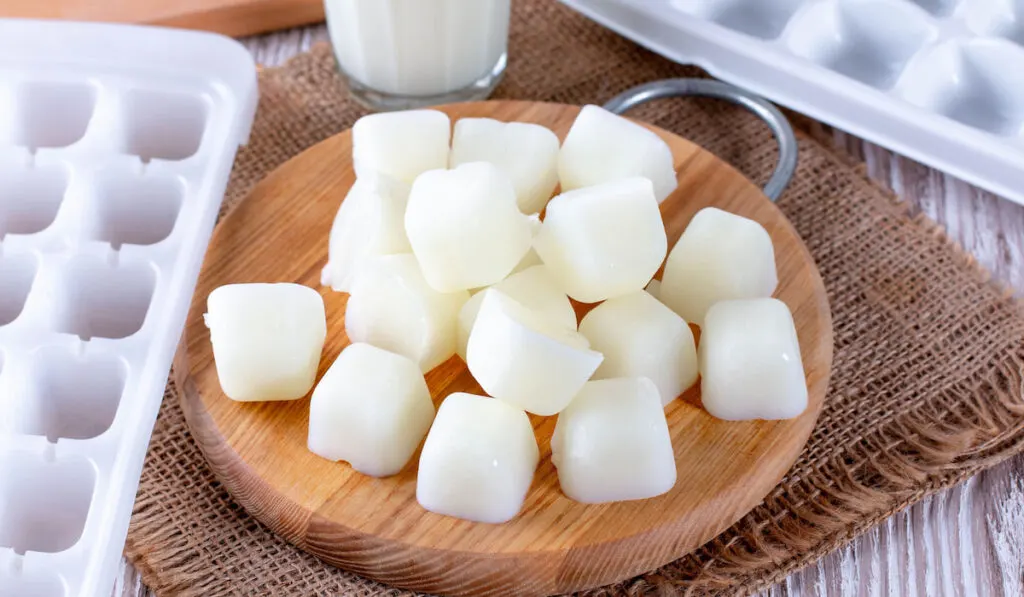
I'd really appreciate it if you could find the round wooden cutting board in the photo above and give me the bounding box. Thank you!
[174,100,833,597]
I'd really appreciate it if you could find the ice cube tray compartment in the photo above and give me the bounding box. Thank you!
[562,0,1024,205]
[0,18,257,597]
[0,453,95,555]
[14,347,128,442]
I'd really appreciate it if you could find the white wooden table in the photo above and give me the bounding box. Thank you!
[113,26,1024,597]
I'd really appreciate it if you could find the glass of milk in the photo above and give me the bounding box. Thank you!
[324,0,511,111]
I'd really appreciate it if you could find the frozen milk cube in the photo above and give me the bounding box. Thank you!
[450,117,561,214]
[467,289,602,416]
[321,173,412,292]
[352,109,451,184]
[456,265,577,361]
[405,161,533,292]
[661,207,778,326]
[699,298,807,421]
[205,283,327,402]
[417,393,539,524]
[579,291,697,406]
[534,177,668,303]
[558,104,677,203]
[551,378,677,504]
[345,254,469,372]
[307,343,434,477]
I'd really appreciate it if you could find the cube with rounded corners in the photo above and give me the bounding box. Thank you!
[405,161,532,292]
[579,291,697,405]
[466,289,602,416]
[204,283,327,402]
[416,393,539,523]
[699,298,808,421]
[352,109,451,184]
[551,377,677,504]
[345,254,469,372]
[660,207,777,327]
[534,177,667,304]
[308,343,434,477]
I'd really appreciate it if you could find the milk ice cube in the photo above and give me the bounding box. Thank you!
[700,298,807,421]
[661,207,778,327]
[345,254,469,372]
[534,177,667,303]
[451,117,561,214]
[352,109,450,184]
[579,291,697,406]
[405,161,533,292]
[321,173,411,293]
[307,343,434,477]
[456,264,577,361]
[558,104,677,203]
[551,377,677,504]
[417,392,539,523]
[205,283,326,402]
[467,289,602,416]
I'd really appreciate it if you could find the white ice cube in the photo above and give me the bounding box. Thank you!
[700,298,807,421]
[661,207,778,327]
[405,162,532,292]
[321,173,411,293]
[307,343,434,477]
[345,254,469,372]
[456,265,577,361]
[450,117,560,214]
[352,109,450,184]
[551,377,677,504]
[579,291,697,406]
[558,105,677,203]
[417,393,539,523]
[205,283,326,402]
[467,289,602,416]
[534,177,667,303]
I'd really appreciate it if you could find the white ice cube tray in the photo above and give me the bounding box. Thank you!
[561,0,1024,206]
[0,19,257,597]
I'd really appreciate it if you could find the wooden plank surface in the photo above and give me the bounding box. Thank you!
[0,0,325,38]
[115,25,1024,597]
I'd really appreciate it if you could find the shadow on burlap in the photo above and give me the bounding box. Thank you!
[125,2,1024,595]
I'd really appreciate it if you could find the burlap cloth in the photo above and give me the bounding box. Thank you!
[124,2,1024,595]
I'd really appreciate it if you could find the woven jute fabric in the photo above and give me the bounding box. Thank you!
[124,2,1024,595]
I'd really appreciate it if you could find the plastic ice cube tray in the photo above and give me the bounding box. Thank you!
[0,19,257,597]
[561,0,1024,206]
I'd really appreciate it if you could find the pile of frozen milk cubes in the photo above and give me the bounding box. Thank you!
[562,0,1024,206]
[0,20,257,597]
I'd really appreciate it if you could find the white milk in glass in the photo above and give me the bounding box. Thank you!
[325,0,511,110]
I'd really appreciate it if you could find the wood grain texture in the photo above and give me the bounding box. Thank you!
[171,100,832,597]
[0,0,324,38]
[116,27,1024,597]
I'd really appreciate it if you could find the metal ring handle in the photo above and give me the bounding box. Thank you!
[603,79,798,202]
